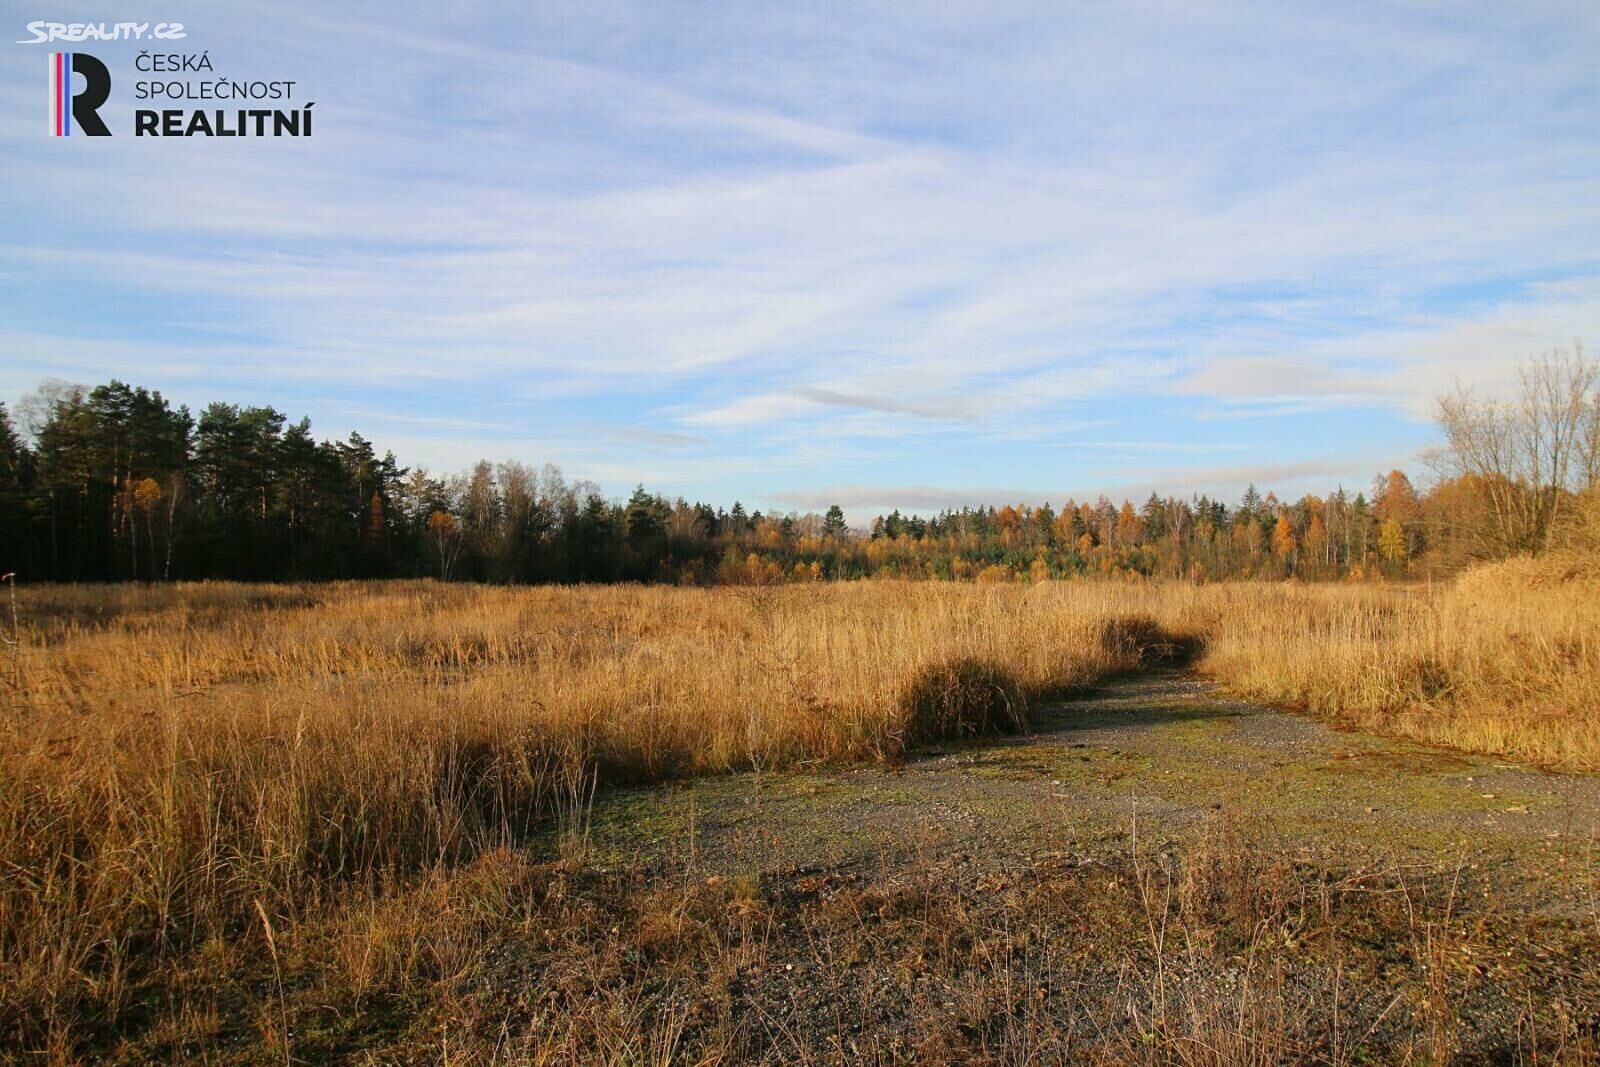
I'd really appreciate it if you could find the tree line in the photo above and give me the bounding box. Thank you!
[1,347,1594,585]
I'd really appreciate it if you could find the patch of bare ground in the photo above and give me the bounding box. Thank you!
[97,671,1600,1065]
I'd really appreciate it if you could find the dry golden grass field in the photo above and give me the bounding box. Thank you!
[4,563,1600,1063]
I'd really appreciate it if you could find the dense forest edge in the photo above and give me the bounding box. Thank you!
[1,345,1595,584]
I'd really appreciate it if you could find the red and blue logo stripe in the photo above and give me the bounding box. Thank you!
[50,51,70,136]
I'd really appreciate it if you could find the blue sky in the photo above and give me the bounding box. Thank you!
[3,2,1597,520]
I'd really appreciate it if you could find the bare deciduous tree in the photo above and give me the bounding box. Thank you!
[1432,343,1597,557]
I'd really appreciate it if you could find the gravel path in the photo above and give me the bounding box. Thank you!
[533,671,1600,1062]
[591,669,1600,887]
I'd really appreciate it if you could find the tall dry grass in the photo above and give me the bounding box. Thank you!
[1197,557,1600,769]
[2,563,1596,1054]
[0,579,1194,1047]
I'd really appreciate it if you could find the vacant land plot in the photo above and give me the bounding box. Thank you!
[3,570,1598,1062]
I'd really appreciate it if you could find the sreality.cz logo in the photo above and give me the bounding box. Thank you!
[21,21,314,138]
[18,20,186,43]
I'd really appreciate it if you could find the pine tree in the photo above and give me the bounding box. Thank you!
[823,505,847,539]
[0,404,32,574]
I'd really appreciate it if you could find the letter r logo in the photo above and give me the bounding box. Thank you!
[49,52,111,136]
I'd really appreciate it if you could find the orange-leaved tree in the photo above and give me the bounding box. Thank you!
[1270,515,1297,570]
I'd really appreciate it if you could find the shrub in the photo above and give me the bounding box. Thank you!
[901,657,1028,742]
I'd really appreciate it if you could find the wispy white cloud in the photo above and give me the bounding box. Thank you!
[1,0,1596,509]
